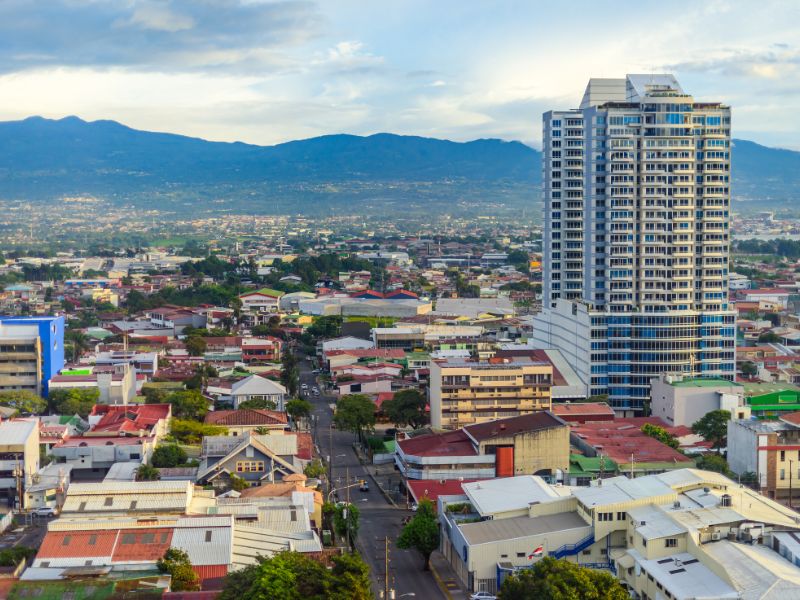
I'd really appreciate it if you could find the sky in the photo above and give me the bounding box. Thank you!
[0,0,799,149]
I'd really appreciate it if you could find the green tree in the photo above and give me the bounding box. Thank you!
[170,419,228,444]
[334,394,376,442]
[286,397,312,427]
[333,503,360,545]
[498,556,628,600]
[218,550,369,600]
[229,473,250,492]
[185,335,207,357]
[397,498,440,571]
[164,389,209,420]
[307,316,342,339]
[239,397,278,410]
[157,548,200,592]
[151,444,188,468]
[280,346,299,397]
[741,361,758,377]
[381,388,428,429]
[303,458,326,479]
[696,453,732,476]
[49,387,99,418]
[692,409,731,452]
[65,330,91,362]
[135,464,161,481]
[640,423,679,449]
[0,390,47,415]
[0,546,37,567]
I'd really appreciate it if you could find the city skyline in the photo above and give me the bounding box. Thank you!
[0,1,798,149]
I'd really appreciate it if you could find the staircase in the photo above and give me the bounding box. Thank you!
[550,533,595,559]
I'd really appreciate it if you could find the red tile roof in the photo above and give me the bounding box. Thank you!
[551,402,615,422]
[780,412,800,426]
[55,436,155,447]
[295,432,313,461]
[325,348,406,359]
[204,409,288,427]
[88,404,171,436]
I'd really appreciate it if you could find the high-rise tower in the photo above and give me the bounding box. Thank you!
[533,75,736,413]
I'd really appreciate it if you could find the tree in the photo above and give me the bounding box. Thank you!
[741,361,758,377]
[280,346,299,397]
[170,419,228,444]
[217,550,370,600]
[239,397,278,410]
[151,444,188,468]
[157,548,200,592]
[49,387,99,418]
[164,389,209,420]
[695,453,732,476]
[758,331,781,343]
[135,464,161,481]
[303,458,326,479]
[185,335,207,357]
[640,423,679,449]
[381,388,428,429]
[65,330,91,362]
[0,390,47,415]
[229,473,250,492]
[333,502,360,545]
[397,498,440,570]
[286,397,312,427]
[307,316,342,339]
[334,394,376,442]
[692,410,731,452]
[498,556,628,600]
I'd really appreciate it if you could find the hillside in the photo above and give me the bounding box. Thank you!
[0,116,797,213]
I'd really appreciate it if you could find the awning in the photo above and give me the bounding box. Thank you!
[615,553,635,570]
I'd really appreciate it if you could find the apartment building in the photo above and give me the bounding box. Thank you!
[0,315,64,396]
[429,356,552,429]
[533,74,735,413]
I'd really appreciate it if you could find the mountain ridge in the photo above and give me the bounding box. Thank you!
[0,115,797,210]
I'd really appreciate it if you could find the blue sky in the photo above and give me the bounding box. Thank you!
[0,0,798,148]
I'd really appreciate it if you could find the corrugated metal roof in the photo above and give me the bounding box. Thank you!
[459,512,589,545]
[0,420,37,446]
[172,518,233,566]
[463,476,562,516]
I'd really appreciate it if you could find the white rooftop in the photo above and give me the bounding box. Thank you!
[462,476,566,516]
[703,540,800,599]
[0,419,38,446]
[572,475,675,508]
[627,549,737,599]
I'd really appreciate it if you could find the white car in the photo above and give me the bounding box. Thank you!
[34,506,56,517]
[470,593,496,600]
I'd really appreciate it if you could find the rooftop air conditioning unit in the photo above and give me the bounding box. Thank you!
[711,532,722,541]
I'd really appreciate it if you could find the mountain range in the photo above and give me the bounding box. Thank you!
[0,116,797,212]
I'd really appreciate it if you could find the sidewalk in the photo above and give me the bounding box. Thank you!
[430,551,469,600]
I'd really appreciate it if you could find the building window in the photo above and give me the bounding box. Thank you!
[781,469,786,481]
[121,533,136,545]
[104,497,113,506]
[62,536,71,546]
[141,533,155,544]
[88,535,97,546]
[205,530,213,542]
[781,451,786,462]
[665,538,677,548]
[516,552,526,558]
[236,461,264,473]
[616,512,626,521]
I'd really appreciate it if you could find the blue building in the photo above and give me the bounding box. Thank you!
[0,315,65,396]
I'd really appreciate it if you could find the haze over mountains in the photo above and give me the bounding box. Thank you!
[0,116,797,213]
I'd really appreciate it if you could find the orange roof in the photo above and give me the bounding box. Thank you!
[112,528,173,562]
[88,404,171,435]
[204,409,288,427]
[39,530,118,559]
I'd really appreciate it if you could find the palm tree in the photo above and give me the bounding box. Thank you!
[135,464,160,481]
[65,330,90,362]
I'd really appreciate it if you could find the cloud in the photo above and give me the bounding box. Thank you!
[667,46,800,80]
[0,0,324,73]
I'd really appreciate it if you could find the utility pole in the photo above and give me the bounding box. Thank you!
[790,460,794,509]
[346,465,350,505]
[630,453,635,479]
[328,423,334,496]
[384,536,391,600]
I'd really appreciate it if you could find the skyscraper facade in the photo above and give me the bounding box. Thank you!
[533,75,735,413]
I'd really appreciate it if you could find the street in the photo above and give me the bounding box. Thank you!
[299,355,445,600]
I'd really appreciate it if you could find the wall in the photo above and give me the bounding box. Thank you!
[727,420,759,476]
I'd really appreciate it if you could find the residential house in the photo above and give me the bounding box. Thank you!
[204,409,289,436]
[207,375,288,411]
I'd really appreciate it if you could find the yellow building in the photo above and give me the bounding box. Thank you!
[429,357,553,430]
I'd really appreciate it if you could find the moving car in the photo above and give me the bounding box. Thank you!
[359,481,370,492]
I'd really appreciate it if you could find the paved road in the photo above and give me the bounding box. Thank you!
[298,355,444,600]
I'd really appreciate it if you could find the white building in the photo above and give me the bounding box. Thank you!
[649,374,745,427]
[534,74,736,414]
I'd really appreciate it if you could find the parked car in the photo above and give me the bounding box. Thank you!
[470,593,497,600]
[301,383,309,390]
[360,481,370,492]
[34,506,56,517]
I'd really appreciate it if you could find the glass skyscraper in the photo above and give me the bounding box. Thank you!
[533,75,736,414]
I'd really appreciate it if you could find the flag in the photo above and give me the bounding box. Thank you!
[527,545,544,559]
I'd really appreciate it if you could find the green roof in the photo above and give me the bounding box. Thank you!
[742,381,800,396]
[669,377,742,388]
[61,368,93,376]
[242,288,284,298]
[569,454,619,475]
